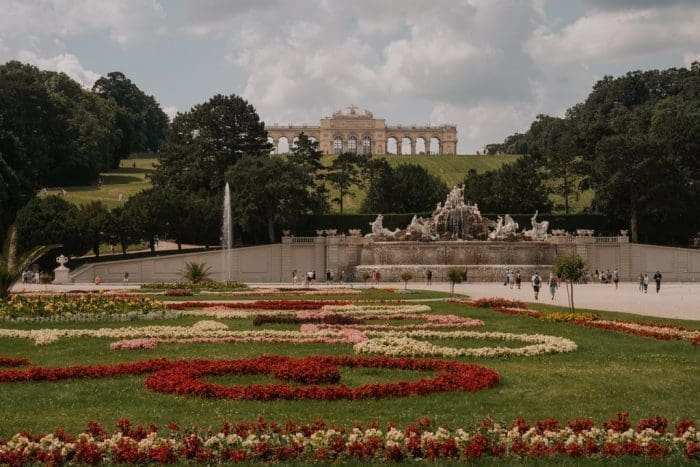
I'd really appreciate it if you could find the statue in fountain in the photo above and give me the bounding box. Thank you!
[365,214,400,239]
[523,210,549,240]
[488,214,519,240]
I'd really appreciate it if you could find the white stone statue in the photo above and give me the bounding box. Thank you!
[365,214,400,238]
[523,210,549,240]
[488,214,519,240]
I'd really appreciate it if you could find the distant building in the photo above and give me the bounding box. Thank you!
[266,105,458,155]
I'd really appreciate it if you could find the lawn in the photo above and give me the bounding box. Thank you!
[42,157,157,209]
[0,291,697,441]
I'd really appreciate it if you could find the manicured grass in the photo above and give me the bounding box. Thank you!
[42,157,156,209]
[0,296,697,439]
[150,288,460,301]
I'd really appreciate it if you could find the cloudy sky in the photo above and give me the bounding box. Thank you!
[1,0,698,153]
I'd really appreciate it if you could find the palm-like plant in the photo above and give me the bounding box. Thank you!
[182,262,212,284]
[1,226,59,300]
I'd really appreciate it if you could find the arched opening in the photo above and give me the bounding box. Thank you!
[332,136,343,154]
[347,136,358,154]
[401,137,412,155]
[416,137,427,155]
[362,136,372,155]
[386,137,398,155]
[430,137,441,155]
[277,136,290,154]
[267,137,277,154]
[291,136,299,150]
[309,136,318,144]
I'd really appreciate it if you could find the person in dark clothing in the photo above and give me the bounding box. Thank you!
[653,271,663,293]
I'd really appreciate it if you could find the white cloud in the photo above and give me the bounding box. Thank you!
[16,50,100,88]
[162,106,178,120]
[684,51,700,68]
[526,6,700,66]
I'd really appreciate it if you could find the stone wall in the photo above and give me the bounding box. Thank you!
[68,234,700,283]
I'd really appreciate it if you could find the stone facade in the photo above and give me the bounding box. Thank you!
[266,105,458,155]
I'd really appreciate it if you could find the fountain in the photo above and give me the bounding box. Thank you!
[356,185,557,281]
[221,183,232,281]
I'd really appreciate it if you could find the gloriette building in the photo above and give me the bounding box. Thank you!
[266,105,457,155]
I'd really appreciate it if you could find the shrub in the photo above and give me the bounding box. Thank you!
[181,262,212,284]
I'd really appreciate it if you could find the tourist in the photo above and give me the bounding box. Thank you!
[123,272,129,283]
[292,269,298,286]
[643,273,649,293]
[548,273,558,300]
[94,276,101,285]
[594,269,599,283]
[326,270,332,282]
[463,267,468,282]
[426,269,432,285]
[531,272,542,300]
[33,271,40,284]
[606,269,612,284]
[306,271,314,287]
[654,271,663,293]
[515,270,521,289]
[507,268,514,289]
[374,271,381,284]
[638,273,645,292]
[613,268,620,289]
[503,268,510,286]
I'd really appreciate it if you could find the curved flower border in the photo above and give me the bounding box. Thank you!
[355,330,578,358]
[0,356,500,401]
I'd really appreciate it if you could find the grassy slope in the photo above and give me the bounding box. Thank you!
[0,295,697,437]
[43,157,156,209]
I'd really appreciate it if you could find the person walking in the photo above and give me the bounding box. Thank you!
[426,269,432,286]
[123,272,129,284]
[643,273,649,293]
[531,271,542,300]
[292,269,298,286]
[515,270,522,289]
[638,273,645,292]
[613,268,619,289]
[548,273,558,300]
[654,271,662,293]
[507,268,514,289]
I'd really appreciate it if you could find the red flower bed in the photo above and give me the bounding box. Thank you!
[1,414,696,464]
[457,297,528,310]
[0,356,499,401]
[167,300,350,311]
[0,357,30,367]
[252,314,362,326]
[165,289,193,296]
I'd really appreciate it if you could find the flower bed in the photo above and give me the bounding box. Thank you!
[181,303,432,319]
[355,330,578,358]
[0,414,696,463]
[140,281,248,292]
[0,357,29,367]
[164,289,193,297]
[0,294,167,320]
[0,356,499,401]
[453,298,700,344]
[167,300,350,311]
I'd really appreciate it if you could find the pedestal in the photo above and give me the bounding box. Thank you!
[52,265,72,284]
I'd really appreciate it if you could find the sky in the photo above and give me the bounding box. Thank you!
[1,0,698,153]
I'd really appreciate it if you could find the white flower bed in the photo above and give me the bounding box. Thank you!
[354,330,578,358]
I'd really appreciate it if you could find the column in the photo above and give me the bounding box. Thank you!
[397,139,402,155]
[411,140,416,155]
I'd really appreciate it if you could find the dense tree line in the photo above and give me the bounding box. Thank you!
[0,61,168,246]
[478,63,700,244]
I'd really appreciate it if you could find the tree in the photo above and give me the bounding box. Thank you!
[226,155,321,244]
[153,94,272,194]
[288,132,330,214]
[324,152,367,213]
[447,269,462,295]
[103,205,137,255]
[553,254,586,313]
[361,162,448,214]
[399,272,413,291]
[525,115,584,214]
[92,71,169,160]
[123,189,170,253]
[462,156,553,213]
[76,201,109,257]
[0,225,58,299]
[14,196,85,257]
